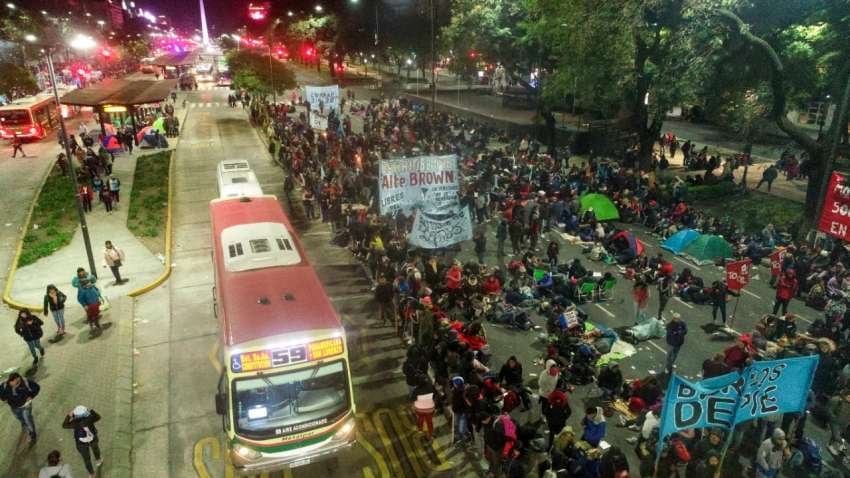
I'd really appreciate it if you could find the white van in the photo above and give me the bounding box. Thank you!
[217,160,264,198]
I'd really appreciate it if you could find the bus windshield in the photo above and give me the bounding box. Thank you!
[0,110,31,126]
[233,360,350,440]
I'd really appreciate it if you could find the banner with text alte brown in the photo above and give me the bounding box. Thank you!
[819,172,850,241]
[378,155,459,216]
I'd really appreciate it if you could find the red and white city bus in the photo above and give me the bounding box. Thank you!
[210,195,356,474]
[0,93,60,140]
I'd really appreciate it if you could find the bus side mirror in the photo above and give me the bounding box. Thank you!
[215,393,226,415]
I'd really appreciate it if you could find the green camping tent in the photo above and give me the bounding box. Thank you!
[580,193,620,221]
[683,234,734,265]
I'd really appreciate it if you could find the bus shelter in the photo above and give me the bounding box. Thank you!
[59,78,178,135]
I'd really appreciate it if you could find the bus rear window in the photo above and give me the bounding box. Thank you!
[0,110,30,126]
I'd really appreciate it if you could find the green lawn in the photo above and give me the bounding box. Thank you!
[127,151,170,254]
[18,164,79,267]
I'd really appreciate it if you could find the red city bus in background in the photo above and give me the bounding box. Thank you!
[210,195,356,474]
[0,93,60,141]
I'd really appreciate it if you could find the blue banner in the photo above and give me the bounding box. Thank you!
[657,355,819,454]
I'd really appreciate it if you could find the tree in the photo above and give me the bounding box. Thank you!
[710,0,850,216]
[226,50,296,95]
[526,0,702,168]
[120,39,150,63]
[0,62,37,97]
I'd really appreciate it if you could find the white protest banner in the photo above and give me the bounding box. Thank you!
[409,206,473,249]
[304,85,340,115]
[309,113,328,130]
[378,155,459,215]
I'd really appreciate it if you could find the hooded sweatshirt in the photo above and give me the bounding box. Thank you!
[537,359,559,397]
[581,406,607,446]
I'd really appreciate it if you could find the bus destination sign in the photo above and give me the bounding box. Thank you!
[231,337,344,373]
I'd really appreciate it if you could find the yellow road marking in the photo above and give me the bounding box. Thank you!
[362,466,376,478]
[281,469,291,478]
[193,436,220,478]
[356,413,391,478]
[391,405,440,471]
[376,408,424,477]
[393,405,451,471]
[369,409,406,477]
[209,341,222,373]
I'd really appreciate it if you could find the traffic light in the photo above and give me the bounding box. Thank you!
[248,2,269,21]
[468,50,477,59]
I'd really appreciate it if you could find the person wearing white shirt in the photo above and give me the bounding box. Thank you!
[39,450,74,478]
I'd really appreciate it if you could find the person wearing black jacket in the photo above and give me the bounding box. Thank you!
[63,406,102,476]
[374,275,395,327]
[709,280,738,325]
[0,372,40,443]
[498,356,531,411]
[597,363,624,401]
[43,284,68,336]
[15,308,45,364]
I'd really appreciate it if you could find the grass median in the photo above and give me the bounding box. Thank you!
[127,150,170,256]
[18,164,78,267]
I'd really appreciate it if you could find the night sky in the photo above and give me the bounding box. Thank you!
[145,0,413,36]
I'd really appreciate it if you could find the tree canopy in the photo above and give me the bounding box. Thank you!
[226,50,296,95]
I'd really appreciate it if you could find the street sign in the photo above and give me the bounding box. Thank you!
[726,259,751,291]
[818,172,850,240]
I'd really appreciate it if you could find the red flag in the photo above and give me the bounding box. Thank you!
[726,259,752,291]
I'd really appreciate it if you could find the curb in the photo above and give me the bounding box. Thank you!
[2,162,58,311]
[128,149,174,297]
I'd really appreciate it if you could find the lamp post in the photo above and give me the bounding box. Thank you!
[27,34,98,277]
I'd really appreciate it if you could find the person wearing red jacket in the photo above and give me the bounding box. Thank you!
[482,274,502,295]
[772,269,798,315]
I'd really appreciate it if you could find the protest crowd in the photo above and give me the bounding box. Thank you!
[244,87,850,478]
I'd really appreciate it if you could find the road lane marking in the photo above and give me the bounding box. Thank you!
[376,408,424,477]
[674,256,700,270]
[356,412,392,478]
[796,315,813,324]
[193,436,219,478]
[674,297,694,309]
[594,304,615,317]
[208,341,222,373]
[370,409,406,477]
[330,293,374,302]
[741,289,761,299]
[648,341,667,355]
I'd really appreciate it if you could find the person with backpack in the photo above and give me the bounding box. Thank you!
[63,406,102,478]
[15,308,45,365]
[43,284,68,337]
[38,450,74,478]
[482,405,517,478]
[0,372,40,444]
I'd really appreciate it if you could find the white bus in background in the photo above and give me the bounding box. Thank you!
[218,160,264,198]
[195,62,214,82]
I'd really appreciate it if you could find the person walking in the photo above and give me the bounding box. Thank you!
[632,277,650,324]
[79,185,93,213]
[63,406,103,478]
[102,240,126,284]
[412,375,436,442]
[709,279,738,326]
[108,176,121,203]
[657,273,672,320]
[546,240,560,269]
[39,450,74,478]
[101,186,114,213]
[11,134,26,158]
[473,228,487,265]
[755,428,791,478]
[15,308,45,365]
[665,312,688,374]
[374,275,395,328]
[43,284,68,337]
[496,219,507,257]
[74,275,102,334]
[755,164,779,192]
[772,269,798,316]
[0,372,40,445]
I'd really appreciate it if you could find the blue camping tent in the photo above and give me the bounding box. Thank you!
[660,229,701,254]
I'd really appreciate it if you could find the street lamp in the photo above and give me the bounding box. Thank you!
[25,33,99,278]
[6,3,15,10]
[287,11,293,17]
[315,5,323,12]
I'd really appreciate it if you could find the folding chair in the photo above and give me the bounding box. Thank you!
[597,278,617,302]
[577,281,596,303]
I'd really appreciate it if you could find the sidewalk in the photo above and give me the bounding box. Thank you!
[9,149,167,307]
[0,296,134,477]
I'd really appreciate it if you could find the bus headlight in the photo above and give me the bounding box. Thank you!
[233,443,261,461]
[334,419,355,439]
